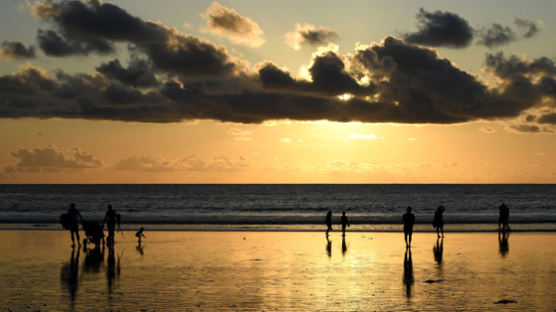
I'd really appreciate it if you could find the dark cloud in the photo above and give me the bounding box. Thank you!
[485,52,556,79]
[285,24,338,50]
[96,58,159,88]
[5,146,100,173]
[514,18,539,38]
[403,8,473,48]
[510,124,553,133]
[538,113,556,125]
[202,1,264,47]
[37,29,112,56]
[1,41,36,60]
[476,24,516,48]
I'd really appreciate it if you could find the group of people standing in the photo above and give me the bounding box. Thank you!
[62,203,122,247]
[326,203,511,247]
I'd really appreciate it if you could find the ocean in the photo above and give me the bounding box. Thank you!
[0,184,555,231]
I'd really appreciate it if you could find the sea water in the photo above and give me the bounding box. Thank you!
[0,184,554,231]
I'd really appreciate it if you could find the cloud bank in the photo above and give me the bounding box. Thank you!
[0,1,554,130]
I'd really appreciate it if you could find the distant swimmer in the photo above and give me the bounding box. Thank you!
[403,206,415,247]
[136,227,145,245]
[340,211,350,235]
[60,203,83,247]
[103,204,121,245]
[325,211,333,236]
[433,206,446,238]
[498,203,510,232]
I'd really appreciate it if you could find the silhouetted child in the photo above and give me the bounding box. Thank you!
[136,227,145,245]
[325,211,333,235]
[433,205,445,238]
[340,211,350,235]
[403,206,415,247]
[498,203,510,232]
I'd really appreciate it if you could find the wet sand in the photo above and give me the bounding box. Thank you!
[0,230,555,311]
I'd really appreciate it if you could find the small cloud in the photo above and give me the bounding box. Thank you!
[349,133,378,140]
[183,22,193,31]
[285,23,339,50]
[5,146,101,174]
[403,8,473,48]
[115,154,249,172]
[536,152,545,156]
[514,18,540,38]
[1,41,36,61]
[407,137,418,141]
[476,24,516,48]
[280,137,293,143]
[201,1,265,47]
[478,126,496,134]
[509,124,540,133]
[227,127,253,141]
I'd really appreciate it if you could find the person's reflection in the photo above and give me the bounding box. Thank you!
[341,234,348,255]
[136,244,145,256]
[107,244,116,292]
[325,235,332,258]
[403,247,414,298]
[433,237,444,265]
[498,230,510,257]
[60,247,80,301]
[83,243,104,274]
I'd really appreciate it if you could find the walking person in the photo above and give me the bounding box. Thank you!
[340,211,350,236]
[325,211,333,236]
[433,205,445,238]
[498,203,510,232]
[62,203,83,247]
[403,206,415,247]
[103,204,120,245]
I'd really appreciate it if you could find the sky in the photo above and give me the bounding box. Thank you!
[0,0,555,183]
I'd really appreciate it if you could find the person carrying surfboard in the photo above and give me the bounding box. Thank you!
[61,203,83,247]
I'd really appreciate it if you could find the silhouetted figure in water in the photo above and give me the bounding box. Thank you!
[103,204,120,245]
[433,206,445,238]
[326,235,332,258]
[403,247,414,298]
[62,203,83,247]
[136,227,145,246]
[498,230,510,257]
[498,203,510,232]
[340,211,350,236]
[60,247,80,301]
[341,234,348,255]
[433,237,444,265]
[325,211,333,236]
[403,206,415,247]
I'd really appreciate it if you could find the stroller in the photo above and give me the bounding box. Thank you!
[81,219,105,248]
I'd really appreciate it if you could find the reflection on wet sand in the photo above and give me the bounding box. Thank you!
[433,237,444,265]
[341,234,348,255]
[325,235,331,258]
[60,247,79,302]
[403,247,413,299]
[498,231,510,257]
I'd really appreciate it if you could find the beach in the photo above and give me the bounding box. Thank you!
[0,230,554,311]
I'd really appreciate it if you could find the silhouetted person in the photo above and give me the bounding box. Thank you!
[433,206,445,238]
[340,211,350,236]
[498,203,510,232]
[60,247,80,301]
[403,247,414,298]
[64,203,83,247]
[326,235,332,258]
[341,234,348,255]
[103,204,120,245]
[136,227,145,246]
[325,211,333,236]
[498,230,510,257]
[433,237,443,265]
[403,206,415,247]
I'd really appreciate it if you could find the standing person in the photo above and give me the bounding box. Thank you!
[498,203,510,232]
[103,204,120,245]
[63,203,83,247]
[340,211,350,235]
[432,205,446,238]
[325,211,333,236]
[403,206,415,247]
